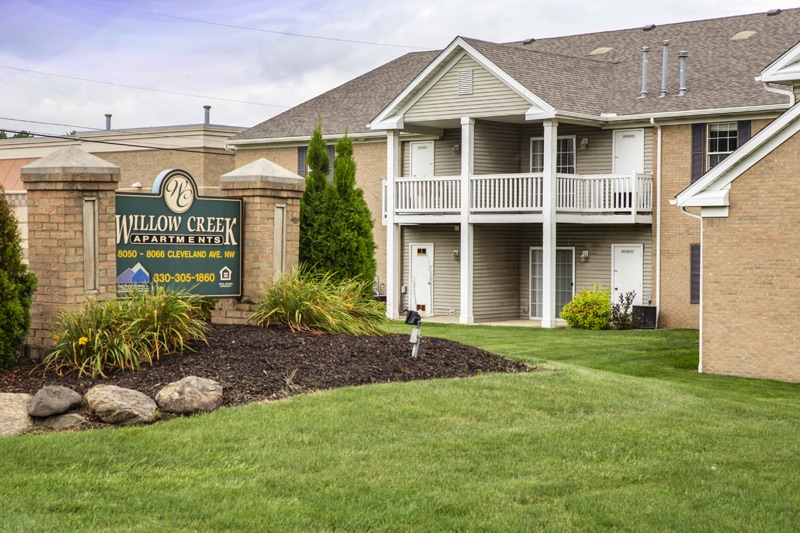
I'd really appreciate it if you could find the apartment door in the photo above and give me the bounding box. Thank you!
[410,141,434,177]
[612,129,645,174]
[410,244,433,316]
[612,244,643,305]
[530,247,575,319]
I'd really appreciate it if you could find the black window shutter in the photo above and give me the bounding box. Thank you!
[690,244,701,304]
[691,123,704,183]
[297,146,308,177]
[737,120,751,146]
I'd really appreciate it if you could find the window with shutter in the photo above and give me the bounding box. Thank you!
[297,145,335,181]
[691,121,751,182]
[690,244,701,304]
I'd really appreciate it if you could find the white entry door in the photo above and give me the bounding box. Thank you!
[410,244,433,317]
[612,244,643,305]
[410,141,434,177]
[612,129,645,175]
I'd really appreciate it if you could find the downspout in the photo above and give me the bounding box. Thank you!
[679,206,703,373]
[650,117,662,328]
[762,82,796,106]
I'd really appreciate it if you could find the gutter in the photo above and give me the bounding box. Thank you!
[762,82,796,107]
[678,206,704,374]
[650,117,662,328]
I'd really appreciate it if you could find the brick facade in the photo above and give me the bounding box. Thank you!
[701,131,800,382]
[102,148,236,192]
[235,140,388,293]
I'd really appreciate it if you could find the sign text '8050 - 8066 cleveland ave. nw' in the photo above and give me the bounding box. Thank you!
[115,169,242,297]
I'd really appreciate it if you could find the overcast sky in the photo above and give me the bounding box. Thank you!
[0,0,791,136]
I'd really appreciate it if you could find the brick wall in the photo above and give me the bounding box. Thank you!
[102,148,236,192]
[235,141,388,292]
[701,130,800,382]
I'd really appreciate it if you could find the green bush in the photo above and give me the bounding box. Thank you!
[0,186,37,368]
[41,286,208,378]
[610,290,636,330]
[252,267,389,335]
[560,284,612,330]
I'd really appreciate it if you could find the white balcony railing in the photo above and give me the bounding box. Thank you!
[386,173,652,218]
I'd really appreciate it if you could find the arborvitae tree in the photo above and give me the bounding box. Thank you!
[322,131,375,284]
[0,185,37,368]
[299,118,331,269]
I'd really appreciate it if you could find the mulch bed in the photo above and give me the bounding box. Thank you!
[0,324,533,409]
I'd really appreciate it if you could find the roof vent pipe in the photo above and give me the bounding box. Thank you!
[105,114,112,130]
[639,46,649,99]
[659,40,669,98]
[204,105,211,125]
[678,51,688,96]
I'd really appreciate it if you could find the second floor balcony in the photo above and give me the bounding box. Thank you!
[383,172,653,224]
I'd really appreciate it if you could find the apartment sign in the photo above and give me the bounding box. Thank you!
[115,169,243,297]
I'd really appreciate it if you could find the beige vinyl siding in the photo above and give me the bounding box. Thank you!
[435,129,461,176]
[405,56,531,122]
[519,125,653,175]
[473,225,521,321]
[517,224,653,318]
[401,225,461,316]
[474,121,522,175]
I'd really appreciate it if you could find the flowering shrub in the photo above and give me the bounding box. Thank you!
[559,284,612,330]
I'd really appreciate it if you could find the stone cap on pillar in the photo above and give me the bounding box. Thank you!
[220,158,305,191]
[21,146,120,183]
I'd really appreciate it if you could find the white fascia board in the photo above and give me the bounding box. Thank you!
[456,40,556,116]
[526,107,556,121]
[679,189,729,207]
[226,131,385,149]
[369,117,404,131]
[369,38,467,128]
[675,101,800,206]
[760,41,800,83]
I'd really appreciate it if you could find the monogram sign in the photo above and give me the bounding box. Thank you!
[115,169,243,297]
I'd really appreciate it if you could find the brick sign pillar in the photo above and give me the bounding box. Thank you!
[212,158,304,324]
[21,147,120,357]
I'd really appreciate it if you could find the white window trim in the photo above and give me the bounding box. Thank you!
[706,122,737,170]
[530,136,577,174]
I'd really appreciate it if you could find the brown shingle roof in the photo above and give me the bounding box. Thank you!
[230,51,439,141]
[234,9,800,142]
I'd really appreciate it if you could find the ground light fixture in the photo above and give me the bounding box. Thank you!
[405,310,422,359]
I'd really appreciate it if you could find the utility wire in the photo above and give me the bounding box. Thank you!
[0,65,291,108]
[0,128,236,157]
[73,0,432,50]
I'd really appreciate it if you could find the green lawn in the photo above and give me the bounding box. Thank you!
[2,324,798,531]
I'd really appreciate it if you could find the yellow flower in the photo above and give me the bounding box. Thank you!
[78,336,88,345]
[53,334,60,341]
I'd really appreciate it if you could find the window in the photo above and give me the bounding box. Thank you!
[297,145,335,180]
[530,247,575,318]
[530,137,576,174]
[691,121,750,182]
[707,123,738,169]
[690,244,701,304]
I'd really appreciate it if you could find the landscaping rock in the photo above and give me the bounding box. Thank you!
[156,376,223,414]
[0,393,34,437]
[85,385,157,425]
[36,413,88,431]
[28,386,83,417]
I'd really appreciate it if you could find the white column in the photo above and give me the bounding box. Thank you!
[541,119,558,328]
[459,117,474,324]
[385,130,401,319]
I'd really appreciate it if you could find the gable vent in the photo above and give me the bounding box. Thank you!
[590,47,613,56]
[458,69,473,95]
[731,30,757,41]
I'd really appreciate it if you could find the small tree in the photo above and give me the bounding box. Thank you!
[299,118,330,269]
[0,185,37,367]
[322,131,375,284]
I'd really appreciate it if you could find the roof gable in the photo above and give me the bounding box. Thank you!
[760,40,800,83]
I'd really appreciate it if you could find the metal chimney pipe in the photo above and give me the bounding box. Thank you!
[659,41,669,98]
[678,51,688,96]
[105,114,112,130]
[204,105,211,125]
[639,46,649,99]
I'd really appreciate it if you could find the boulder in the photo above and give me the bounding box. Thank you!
[28,386,83,417]
[85,385,157,425]
[0,393,34,437]
[36,413,88,431]
[156,376,223,414]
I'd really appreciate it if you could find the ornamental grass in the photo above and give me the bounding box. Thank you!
[41,286,209,378]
